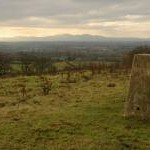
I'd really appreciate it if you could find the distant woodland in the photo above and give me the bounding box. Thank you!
[0,41,149,76]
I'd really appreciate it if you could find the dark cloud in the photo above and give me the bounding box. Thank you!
[0,0,149,20]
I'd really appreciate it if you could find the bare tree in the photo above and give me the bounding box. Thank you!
[0,52,12,75]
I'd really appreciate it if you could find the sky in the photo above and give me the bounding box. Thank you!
[0,0,149,38]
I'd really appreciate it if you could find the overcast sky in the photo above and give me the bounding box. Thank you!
[0,0,149,38]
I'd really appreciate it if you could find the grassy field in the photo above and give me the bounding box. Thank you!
[0,73,150,150]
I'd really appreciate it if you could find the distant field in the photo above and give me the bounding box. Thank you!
[0,73,150,150]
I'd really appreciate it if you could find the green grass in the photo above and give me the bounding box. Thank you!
[0,73,150,150]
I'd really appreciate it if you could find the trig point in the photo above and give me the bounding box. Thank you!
[126,54,150,120]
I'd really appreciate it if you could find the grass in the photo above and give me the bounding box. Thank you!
[0,73,150,150]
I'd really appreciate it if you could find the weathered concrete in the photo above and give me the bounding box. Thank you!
[126,54,150,120]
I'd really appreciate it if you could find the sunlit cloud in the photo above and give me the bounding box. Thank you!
[0,26,106,38]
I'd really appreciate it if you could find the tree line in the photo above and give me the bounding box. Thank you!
[0,46,149,77]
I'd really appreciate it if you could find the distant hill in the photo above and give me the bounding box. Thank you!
[0,34,149,42]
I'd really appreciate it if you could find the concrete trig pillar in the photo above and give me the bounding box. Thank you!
[126,54,150,120]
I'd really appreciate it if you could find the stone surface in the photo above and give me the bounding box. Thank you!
[126,54,150,120]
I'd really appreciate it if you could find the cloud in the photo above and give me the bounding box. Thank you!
[0,0,149,38]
